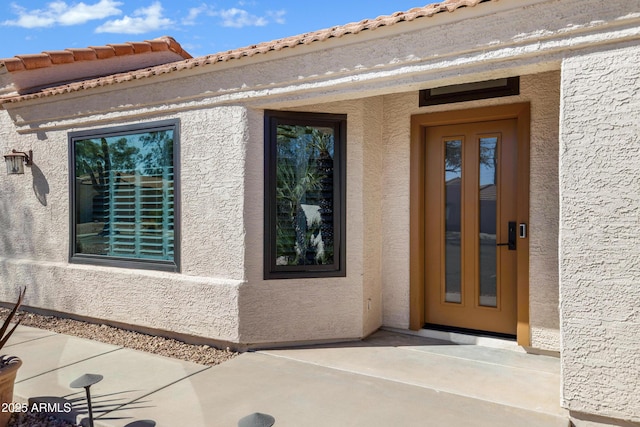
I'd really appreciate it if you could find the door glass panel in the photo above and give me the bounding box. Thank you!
[444,139,462,303]
[479,137,498,307]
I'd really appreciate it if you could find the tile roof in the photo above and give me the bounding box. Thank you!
[0,0,495,104]
[0,36,191,73]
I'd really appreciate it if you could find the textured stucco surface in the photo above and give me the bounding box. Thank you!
[526,72,561,351]
[0,258,241,341]
[238,99,385,345]
[560,45,640,422]
[0,106,246,342]
[179,106,247,279]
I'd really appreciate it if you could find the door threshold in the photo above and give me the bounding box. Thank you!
[424,323,516,340]
[382,326,525,352]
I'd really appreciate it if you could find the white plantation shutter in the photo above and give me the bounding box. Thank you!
[107,167,174,260]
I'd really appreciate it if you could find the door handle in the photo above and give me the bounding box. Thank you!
[496,221,517,250]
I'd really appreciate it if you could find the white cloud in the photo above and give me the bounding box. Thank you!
[267,10,286,25]
[181,4,286,28]
[95,2,173,34]
[217,8,267,28]
[182,4,209,26]
[2,0,122,28]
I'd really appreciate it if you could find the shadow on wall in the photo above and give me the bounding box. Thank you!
[0,162,49,302]
[31,163,49,206]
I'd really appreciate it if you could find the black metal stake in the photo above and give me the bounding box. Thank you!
[84,386,95,427]
[70,374,104,427]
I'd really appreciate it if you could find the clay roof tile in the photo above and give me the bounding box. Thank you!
[146,39,170,52]
[2,58,25,72]
[91,45,116,59]
[107,43,135,56]
[43,50,75,65]
[130,42,152,54]
[0,37,191,73]
[66,48,98,61]
[15,53,52,70]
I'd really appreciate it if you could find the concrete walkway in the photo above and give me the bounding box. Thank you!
[7,326,569,427]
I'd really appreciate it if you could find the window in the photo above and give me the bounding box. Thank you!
[419,77,520,106]
[264,111,346,279]
[69,120,179,272]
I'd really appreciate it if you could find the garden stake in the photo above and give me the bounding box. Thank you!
[70,373,103,427]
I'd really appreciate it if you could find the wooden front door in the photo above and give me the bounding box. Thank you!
[424,119,518,335]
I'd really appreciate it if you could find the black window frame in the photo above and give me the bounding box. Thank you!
[419,77,520,106]
[264,110,347,279]
[68,119,181,272]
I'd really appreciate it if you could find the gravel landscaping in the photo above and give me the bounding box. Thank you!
[9,412,80,427]
[2,309,238,427]
[2,309,237,366]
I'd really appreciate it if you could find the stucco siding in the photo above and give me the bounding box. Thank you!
[0,258,241,342]
[526,72,561,351]
[560,45,640,421]
[0,105,247,342]
[0,113,69,263]
[236,76,555,347]
[359,97,385,336]
[238,99,381,345]
[0,67,562,350]
[380,92,413,330]
[1,1,637,372]
[179,106,247,279]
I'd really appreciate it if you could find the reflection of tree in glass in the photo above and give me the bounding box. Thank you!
[479,139,497,185]
[444,140,497,183]
[275,125,334,265]
[76,137,139,192]
[139,131,173,174]
[313,130,335,264]
[76,138,140,231]
[445,140,462,176]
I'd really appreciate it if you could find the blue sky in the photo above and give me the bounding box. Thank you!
[0,1,436,59]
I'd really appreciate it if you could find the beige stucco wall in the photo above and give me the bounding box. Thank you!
[560,44,640,423]
[0,2,572,349]
[0,106,249,343]
[0,92,386,347]
[238,98,385,345]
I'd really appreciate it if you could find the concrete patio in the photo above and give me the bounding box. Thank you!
[7,326,569,426]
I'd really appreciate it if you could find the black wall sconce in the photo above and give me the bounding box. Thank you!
[3,149,33,175]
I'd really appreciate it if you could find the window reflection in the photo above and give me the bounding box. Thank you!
[275,125,335,266]
[479,137,498,307]
[445,139,462,303]
[73,128,175,263]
